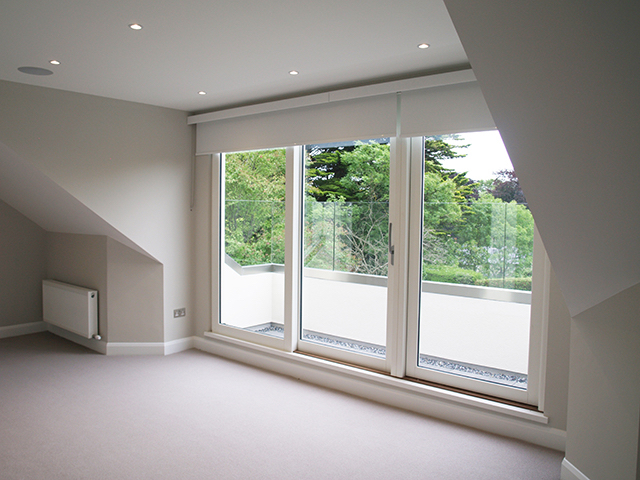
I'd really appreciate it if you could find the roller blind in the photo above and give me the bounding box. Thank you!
[192,72,496,154]
[399,82,496,137]
[196,94,397,154]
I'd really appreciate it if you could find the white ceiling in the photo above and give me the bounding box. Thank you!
[0,0,468,113]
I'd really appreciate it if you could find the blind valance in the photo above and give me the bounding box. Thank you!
[191,70,495,154]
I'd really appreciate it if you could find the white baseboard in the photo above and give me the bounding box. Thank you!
[164,336,196,355]
[1,324,196,357]
[194,334,567,452]
[46,323,107,354]
[106,342,165,355]
[106,336,196,356]
[561,459,591,480]
[0,321,47,339]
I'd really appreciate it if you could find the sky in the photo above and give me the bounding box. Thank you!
[438,130,513,181]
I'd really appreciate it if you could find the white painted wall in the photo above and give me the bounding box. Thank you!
[194,156,212,337]
[0,200,46,327]
[106,238,164,343]
[222,265,534,374]
[45,233,108,339]
[566,284,640,480]
[0,80,194,342]
[45,233,164,343]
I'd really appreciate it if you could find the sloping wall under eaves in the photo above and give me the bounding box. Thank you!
[444,2,640,479]
[0,80,195,342]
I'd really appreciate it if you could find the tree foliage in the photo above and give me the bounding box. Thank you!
[224,137,535,291]
[224,149,286,265]
[488,169,527,204]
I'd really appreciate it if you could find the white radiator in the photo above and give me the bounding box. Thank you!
[43,280,99,339]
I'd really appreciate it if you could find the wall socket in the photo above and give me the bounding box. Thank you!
[173,308,186,318]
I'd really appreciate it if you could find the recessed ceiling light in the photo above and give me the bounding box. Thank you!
[198,91,207,95]
[18,66,53,76]
[289,70,299,75]
[418,43,430,49]
[49,60,61,65]
[129,23,143,30]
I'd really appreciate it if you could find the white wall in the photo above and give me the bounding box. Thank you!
[194,156,212,337]
[45,233,164,343]
[0,200,46,327]
[106,237,164,343]
[566,284,640,480]
[0,80,194,342]
[542,268,571,432]
[45,233,109,338]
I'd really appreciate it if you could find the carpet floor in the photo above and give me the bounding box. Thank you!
[0,332,563,479]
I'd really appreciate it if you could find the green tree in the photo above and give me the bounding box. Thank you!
[489,169,527,204]
[224,149,286,266]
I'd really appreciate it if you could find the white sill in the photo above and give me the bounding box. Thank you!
[201,330,548,425]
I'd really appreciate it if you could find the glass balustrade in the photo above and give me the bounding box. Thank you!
[221,198,533,378]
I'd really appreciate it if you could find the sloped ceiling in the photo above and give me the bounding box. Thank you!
[0,142,156,260]
[444,1,640,316]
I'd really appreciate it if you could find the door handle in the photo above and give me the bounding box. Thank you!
[389,222,395,266]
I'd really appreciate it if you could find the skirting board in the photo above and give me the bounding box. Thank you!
[47,323,107,354]
[1,325,195,356]
[194,334,567,451]
[43,324,196,356]
[561,459,591,480]
[0,321,47,339]
[106,337,195,356]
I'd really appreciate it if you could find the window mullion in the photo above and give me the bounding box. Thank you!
[386,137,413,377]
[284,146,302,352]
[212,153,222,331]
[405,138,426,378]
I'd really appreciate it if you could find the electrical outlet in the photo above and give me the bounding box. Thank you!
[173,308,186,318]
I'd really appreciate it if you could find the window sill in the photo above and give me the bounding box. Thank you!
[199,331,557,437]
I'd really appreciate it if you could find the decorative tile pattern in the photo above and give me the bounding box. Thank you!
[248,323,284,337]
[418,355,528,389]
[244,322,528,389]
[302,333,386,357]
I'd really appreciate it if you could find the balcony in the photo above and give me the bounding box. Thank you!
[222,200,533,389]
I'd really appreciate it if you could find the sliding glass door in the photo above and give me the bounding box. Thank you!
[216,148,287,348]
[405,131,541,403]
[298,139,391,370]
[212,132,545,403]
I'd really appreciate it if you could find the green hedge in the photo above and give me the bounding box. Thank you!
[424,265,532,291]
[475,277,532,291]
[422,265,485,285]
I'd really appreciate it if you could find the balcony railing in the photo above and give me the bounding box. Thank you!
[222,199,533,389]
[222,255,530,388]
[225,199,534,291]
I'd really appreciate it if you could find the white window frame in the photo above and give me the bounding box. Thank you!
[403,135,550,405]
[296,138,397,373]
[211,136,550,407]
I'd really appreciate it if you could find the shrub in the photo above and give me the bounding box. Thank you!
[422,265,485,285]
[475,277,532,291]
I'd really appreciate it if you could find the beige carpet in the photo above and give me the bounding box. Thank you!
[0,332,563,479]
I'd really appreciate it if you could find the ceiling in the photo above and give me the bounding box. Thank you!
[0,0,468,114]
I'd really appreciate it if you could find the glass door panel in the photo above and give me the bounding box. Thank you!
[409,131,534,401]
[300,139,390,368]
[220,148,287,339]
